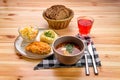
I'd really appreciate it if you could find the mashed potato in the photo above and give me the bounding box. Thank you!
[40,30,58,44]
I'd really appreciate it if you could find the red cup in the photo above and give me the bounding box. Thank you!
[77,16,94,36]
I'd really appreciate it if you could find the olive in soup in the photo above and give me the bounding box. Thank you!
[56,42,81,56]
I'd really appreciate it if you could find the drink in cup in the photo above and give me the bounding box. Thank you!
[77,16,94,36]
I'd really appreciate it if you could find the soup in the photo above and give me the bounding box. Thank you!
[56,42,81,56]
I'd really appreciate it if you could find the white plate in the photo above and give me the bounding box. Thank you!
[14,29,53,59]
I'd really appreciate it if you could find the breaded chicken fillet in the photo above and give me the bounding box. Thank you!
[25,41,51,55]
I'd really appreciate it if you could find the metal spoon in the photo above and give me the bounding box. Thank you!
[87,42,98,75]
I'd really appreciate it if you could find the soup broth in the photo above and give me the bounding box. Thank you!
[56,42,81,56]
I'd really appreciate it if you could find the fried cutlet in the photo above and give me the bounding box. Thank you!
[25,41,51,55]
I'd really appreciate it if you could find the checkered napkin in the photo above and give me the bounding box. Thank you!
[34,34,101,70]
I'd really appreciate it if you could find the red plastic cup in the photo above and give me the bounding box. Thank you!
[77,16,94,36]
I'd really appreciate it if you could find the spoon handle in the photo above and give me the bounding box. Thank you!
[91,55,98,75]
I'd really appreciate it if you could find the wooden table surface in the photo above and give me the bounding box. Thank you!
[0,0,120,80]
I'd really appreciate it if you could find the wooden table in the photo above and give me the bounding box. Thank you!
[0,0,120,80]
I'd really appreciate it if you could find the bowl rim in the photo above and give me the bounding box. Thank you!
[43,8,74,22]
[52,36,85,57]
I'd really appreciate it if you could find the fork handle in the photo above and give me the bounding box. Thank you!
[85,54,90,76]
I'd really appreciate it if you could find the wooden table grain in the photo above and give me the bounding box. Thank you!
[0,0,120,80]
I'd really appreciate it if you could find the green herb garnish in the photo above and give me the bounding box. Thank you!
[44,31,55,38]
[65,43,74,53]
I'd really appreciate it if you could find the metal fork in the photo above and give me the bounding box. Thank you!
[84,40,90,76]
